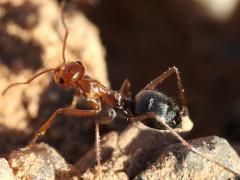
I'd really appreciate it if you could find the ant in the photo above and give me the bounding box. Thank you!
[2,2,239,178]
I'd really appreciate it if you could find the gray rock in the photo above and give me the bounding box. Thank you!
[76,132,128,179]
[136,136,240,179]
[8,143,79,180]
[82,169,128,180]
[0,158,15,180]
[78,116,193,178]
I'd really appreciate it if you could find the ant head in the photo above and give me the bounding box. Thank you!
[53,61,85,88]
[53,3,86,89]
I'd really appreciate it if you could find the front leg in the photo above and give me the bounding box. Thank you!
[70,89,81,108]
[29,107,99,145]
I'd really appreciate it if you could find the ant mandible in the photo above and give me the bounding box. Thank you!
[2,2,239,178]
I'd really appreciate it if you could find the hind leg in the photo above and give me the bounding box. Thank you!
[130,112,238,175]
[144,67,188,116]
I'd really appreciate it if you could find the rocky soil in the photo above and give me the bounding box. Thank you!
[0,0,239,179]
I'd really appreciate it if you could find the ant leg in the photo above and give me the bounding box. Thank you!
[143,67,188,116]
[70,90,81,108]
[29,107,99,145]
[95,122,102,179]
[131,112,239,175]
[119,79,132,99]
[70,94,79,108]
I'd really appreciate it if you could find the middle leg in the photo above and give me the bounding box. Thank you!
[119,79,132,99]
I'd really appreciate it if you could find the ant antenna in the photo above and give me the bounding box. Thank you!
[60,1,68,64]
[2,2,69,95]
[2,68,56,95]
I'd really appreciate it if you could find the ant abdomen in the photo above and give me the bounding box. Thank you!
[134,90,181,129]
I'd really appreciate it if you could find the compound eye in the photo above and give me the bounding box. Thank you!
[59,77,64,84]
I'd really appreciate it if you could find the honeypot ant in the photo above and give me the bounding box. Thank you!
[2,2,239,178]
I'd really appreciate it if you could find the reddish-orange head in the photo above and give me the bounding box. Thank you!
[53,61,85,88]
[2,3,85,95]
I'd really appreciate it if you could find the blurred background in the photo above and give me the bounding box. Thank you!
[0,0,240,163]
[78,0,240,141]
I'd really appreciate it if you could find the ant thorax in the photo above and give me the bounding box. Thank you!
[77,76,125,108]
[53,61,125,109]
